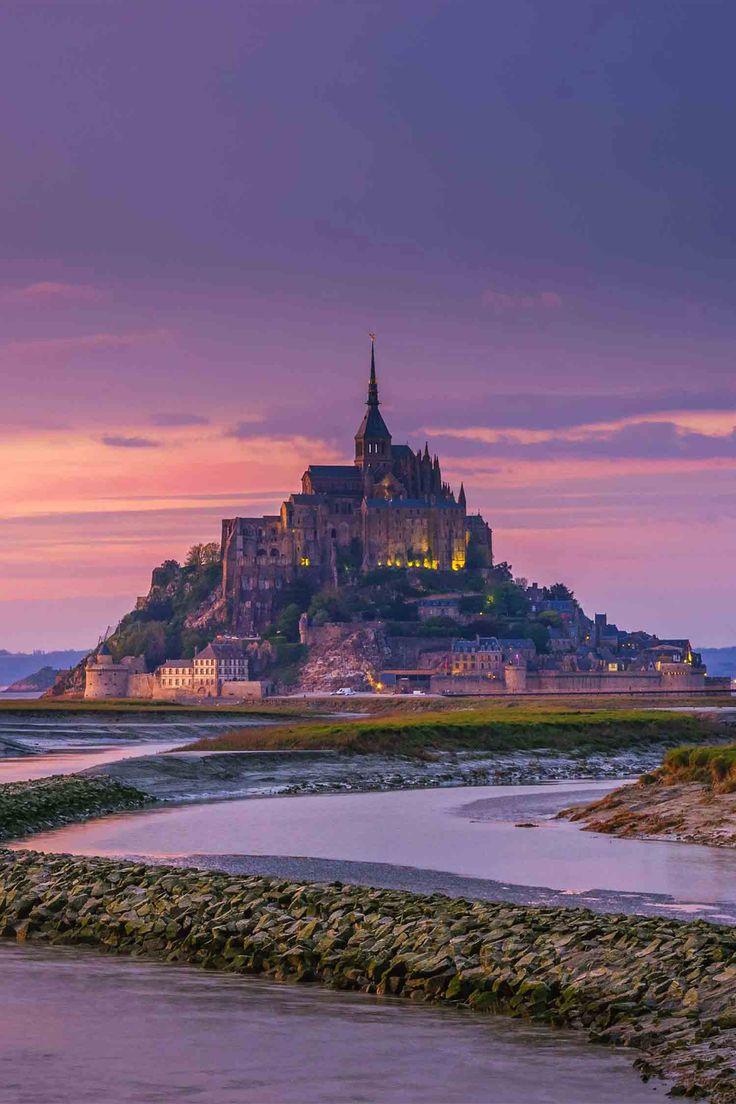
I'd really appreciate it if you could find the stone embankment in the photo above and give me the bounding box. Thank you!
[561,779,736,848]
[1,850,735,1101]
[0,776,151,843]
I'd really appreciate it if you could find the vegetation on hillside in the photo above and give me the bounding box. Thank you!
[660,744,736,793]
[264,560,575,656]
[109,542,226,669]
[181,706,719,757]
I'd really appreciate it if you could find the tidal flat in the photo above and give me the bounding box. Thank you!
[3,709,736,1101]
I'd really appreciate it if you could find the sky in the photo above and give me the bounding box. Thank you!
[0,0,734,650]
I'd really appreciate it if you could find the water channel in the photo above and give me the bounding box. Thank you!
[0,942,663,1104]
[17,779,736,924]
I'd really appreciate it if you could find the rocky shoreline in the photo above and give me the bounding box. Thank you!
[90,745,667,803]
[0,776,151,843]
[0,849,735,1101]
[560,778,736,848]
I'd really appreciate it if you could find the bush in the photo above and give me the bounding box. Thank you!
[662,744,736,793]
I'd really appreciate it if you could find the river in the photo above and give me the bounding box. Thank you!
[17,779,736,924]
[0,711,271,783]
[0,942,661,1104]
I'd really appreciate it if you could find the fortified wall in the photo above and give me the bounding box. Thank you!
[430,666,708,695]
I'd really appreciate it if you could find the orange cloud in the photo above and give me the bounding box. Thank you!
[6,329,170,358]
[6,281,104,304]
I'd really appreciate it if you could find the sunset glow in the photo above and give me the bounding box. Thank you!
[0,2,734,649]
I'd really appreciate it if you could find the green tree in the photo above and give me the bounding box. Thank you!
[544,582,575,602]
[275,603,303,642]
[185,542,220,569]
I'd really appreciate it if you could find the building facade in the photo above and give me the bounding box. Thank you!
[222,341,493,634]
[85,637,255,700]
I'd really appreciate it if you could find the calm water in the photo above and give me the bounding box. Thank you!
[0,712,263,783]
[21,781,736,911]
[0,943,661,1104]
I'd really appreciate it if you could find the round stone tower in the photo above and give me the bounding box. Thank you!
[84,643,130,699]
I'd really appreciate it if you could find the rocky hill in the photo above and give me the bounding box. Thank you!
[46,545,226,696]
[0,650,87,689]
[2,666,62,693]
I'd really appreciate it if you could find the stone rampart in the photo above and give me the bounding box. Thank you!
[127,673,157,699]
[430,674,507,695]
[220,680,272,700]
[528,670,706,694]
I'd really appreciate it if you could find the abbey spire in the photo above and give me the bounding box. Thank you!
[367,331,379,407]
[355,334,392,467]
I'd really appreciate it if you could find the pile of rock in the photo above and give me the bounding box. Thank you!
[1,850,734,1101]
[0,776,150,842]
[297,624,387,693]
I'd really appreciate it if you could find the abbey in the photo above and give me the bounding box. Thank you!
[222,341,493,634]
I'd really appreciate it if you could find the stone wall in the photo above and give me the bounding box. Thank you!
[127,673,157,699]
[528,670,706,694]
[220,680,272,700]
[385,635,451,669]
[430,667,709,696]
[430,674,508,695]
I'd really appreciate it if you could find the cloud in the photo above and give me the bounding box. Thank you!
[7,329,170,358]
[481,289,563,311]
[150,412,210,427]
[429,414,736,462]
[7,281,104,304]
[224,420,287,440]
[101,434,162,450]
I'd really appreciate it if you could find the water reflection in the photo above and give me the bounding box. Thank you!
[0,942,660,1104]
[20,782,736,908]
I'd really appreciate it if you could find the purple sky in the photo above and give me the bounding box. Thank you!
[0,1,734,650]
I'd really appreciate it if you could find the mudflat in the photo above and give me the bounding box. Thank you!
[561,779,736,848]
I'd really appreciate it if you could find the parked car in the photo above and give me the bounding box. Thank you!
[334,687,355,696]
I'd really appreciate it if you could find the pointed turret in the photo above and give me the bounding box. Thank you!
[458,482,467,510]
[432,454,441,494]
[355,334,392,468]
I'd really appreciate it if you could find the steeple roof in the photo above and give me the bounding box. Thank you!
[355,336,391,443]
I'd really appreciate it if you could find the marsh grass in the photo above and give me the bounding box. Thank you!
[181,707,721,757]
[662,744,736,792]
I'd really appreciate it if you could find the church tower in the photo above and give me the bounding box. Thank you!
[354,335,392,468]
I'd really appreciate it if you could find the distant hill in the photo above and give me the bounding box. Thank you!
[1,666,62,693]
[0,650,88,689]
[699,647,736,678]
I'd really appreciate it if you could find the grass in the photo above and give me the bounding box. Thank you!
[0,698,310,718]
[180,705,726,758]
[662,744,736,793]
